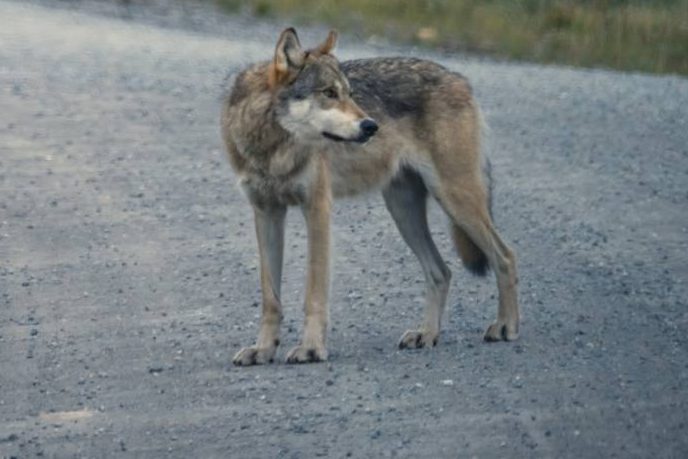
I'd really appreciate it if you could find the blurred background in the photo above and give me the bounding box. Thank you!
[213,0,688,75]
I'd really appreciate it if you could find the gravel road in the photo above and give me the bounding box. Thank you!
[1,1,687,457]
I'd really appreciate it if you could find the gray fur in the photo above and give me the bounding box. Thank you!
[342,58,469,119]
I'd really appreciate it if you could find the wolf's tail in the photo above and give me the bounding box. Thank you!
[451,225,489,276]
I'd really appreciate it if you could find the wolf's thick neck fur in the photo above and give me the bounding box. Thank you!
[224,62,314,180]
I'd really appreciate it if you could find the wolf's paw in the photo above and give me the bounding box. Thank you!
[285,344,328,364]
[483,320,519,342]
[232,346,277,366]
[398,329,438,349]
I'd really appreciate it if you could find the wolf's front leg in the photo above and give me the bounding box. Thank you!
[286,162,331,364]
[233,205,287,366]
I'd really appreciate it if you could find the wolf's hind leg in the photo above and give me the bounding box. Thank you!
[436,184,520,342]
[429,104,520,341]
[383,167,451,349]
[233,205,286,366]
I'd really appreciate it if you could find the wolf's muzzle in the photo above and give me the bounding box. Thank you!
[322,118,379,143]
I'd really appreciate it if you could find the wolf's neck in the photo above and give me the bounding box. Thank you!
[234,91,313,178]
[237,93,289,158]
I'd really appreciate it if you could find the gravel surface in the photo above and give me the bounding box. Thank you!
[1,1,687,457]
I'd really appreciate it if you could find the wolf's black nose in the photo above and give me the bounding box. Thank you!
[360,119,378,137]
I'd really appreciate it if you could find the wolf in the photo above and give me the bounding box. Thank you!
[221,28,520,365]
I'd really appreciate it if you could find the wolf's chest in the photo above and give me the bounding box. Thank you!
[327,147,401,197]
[238,162,314,208]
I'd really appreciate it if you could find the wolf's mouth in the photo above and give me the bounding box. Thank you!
[322,131,347,142]
[322,131,370,144]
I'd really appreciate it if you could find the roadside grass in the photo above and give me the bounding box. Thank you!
[214,0,688,76]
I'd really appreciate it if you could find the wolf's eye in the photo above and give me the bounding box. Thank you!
[323,88,338,99]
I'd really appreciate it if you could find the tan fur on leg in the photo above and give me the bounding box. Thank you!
[286,157,331,363]
[233,205,286,366]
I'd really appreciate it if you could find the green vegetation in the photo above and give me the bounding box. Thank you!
[215,0,688,76]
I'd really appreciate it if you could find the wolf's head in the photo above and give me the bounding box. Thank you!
[270,28,378,144]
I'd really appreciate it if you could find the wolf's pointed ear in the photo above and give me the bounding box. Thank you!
[312,30,338,56]
[271,28,305,87]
